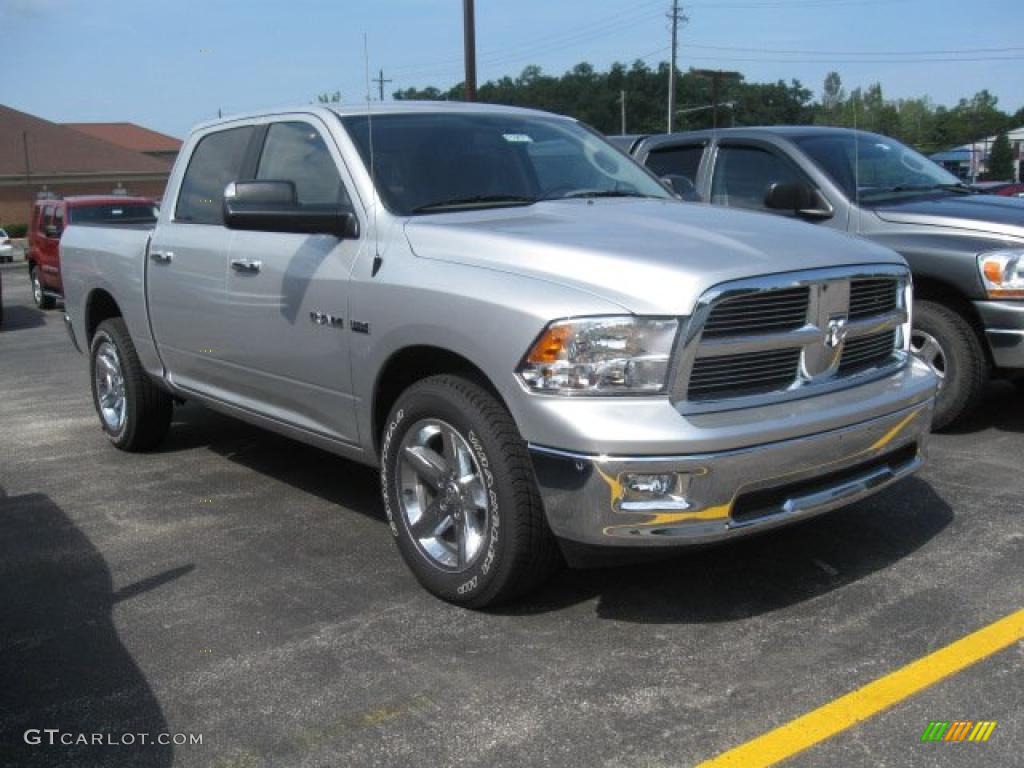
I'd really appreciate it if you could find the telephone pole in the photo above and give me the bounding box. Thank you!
[666,1,686,133]
[373,69,392,102]
[618,90,627,134]
[692,69,741,129]
[463,0,477,101]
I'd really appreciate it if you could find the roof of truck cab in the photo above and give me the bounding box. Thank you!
[190,102,569,132]
[642,125,881,145]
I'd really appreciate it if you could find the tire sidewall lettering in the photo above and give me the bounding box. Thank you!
[380,407,404,537]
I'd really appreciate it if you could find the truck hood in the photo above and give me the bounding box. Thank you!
[872,194,1024,240]
[404,198,904,315]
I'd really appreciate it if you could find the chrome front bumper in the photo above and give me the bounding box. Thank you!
[529,400,933,547]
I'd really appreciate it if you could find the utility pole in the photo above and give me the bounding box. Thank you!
[692,69,741,129]
[22,131,31,190]
[463,0,477,101]
[373,68,392,102]
[619,90,627,134]
[666,1,686,133]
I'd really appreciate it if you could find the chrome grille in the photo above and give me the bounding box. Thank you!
[689,348,801,400]
[674,266,909,411]
[849,278,898,319]
[702,286,810,337]
[839,329,897,374]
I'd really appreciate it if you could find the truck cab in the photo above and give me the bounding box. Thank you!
[27,196,157,309]
[620,127,1024,429]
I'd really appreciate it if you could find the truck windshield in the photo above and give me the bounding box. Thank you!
[341,112,671,215]
[72,203,158,224]
[793,133,968,205]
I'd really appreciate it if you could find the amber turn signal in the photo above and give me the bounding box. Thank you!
[525,324,572,364]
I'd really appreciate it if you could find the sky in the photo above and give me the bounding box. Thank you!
[1,0,1022,140]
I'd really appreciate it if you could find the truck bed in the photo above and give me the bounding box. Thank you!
[61,223,156,367]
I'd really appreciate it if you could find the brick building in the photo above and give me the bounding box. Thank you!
[0,104,177,229]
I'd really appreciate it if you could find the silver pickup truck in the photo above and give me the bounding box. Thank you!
[61,103,936,606]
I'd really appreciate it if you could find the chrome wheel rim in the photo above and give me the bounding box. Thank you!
[32,274,42,304]
[94,341,127,432]
[910,329,946,390]
[397,418,489,572]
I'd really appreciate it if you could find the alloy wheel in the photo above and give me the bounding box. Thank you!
[397,418,490,572]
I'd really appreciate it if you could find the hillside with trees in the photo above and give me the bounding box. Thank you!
[394,62,1024,153]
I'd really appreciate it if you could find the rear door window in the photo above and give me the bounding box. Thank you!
[645,144,705,186]
[175,126,255,225]
[711,145,803,211]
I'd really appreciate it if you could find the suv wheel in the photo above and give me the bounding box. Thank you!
[90,318,173,451]
[30,266,54,309]
[380,375,560,607]
[911,300,987,430]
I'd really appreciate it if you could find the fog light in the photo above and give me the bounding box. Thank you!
[619,472,691,511]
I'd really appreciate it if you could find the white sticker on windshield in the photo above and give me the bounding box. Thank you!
[502,133,533,143]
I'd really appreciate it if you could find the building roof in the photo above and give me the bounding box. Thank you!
[63,121,182,153]
[0,104,172,178]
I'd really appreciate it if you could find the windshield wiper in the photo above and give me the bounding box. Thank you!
[411,195,537,213]
[874,183,972,195]
[544,189,655,201]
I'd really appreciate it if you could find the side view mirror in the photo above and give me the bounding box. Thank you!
[661,174,700,201]
[764,181,832,219]
[45,224,62,238]
[223,180,359,238]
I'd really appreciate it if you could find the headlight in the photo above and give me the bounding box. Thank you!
[978,250,1024,298]
[517,316,678,395]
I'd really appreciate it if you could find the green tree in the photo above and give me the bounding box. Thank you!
[317,91,342,104]
[988,131,1014,180]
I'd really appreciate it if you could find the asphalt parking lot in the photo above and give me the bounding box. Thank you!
[0,262,1021,768]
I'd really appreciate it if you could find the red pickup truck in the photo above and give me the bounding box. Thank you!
[26,196,158,309]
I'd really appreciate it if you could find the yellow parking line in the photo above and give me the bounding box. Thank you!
[695,608,1024,768]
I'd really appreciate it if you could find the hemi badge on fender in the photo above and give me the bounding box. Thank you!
[310,311,344,328]
[351,320,370,335]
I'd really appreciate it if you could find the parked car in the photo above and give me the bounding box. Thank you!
[971,181,1024,198]
[616,127,1024,428]
[0,228,14,263]
[61,104,935,606]
[26,196,157,309]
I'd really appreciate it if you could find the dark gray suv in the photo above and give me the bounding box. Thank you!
[616,127,1024,429]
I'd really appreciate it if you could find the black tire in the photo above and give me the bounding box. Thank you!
[380,375,560,607]
[30,265,54,309]
[911,300,988,431]
[89,318,173,451]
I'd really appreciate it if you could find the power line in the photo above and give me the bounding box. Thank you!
[686,42,1024,56]
[389,1,666,75]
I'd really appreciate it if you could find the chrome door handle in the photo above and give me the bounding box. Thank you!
[230,258,262,274]
[150,250,174,263]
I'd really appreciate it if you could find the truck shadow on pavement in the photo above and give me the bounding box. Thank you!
[0,486,187,767]
[0,304,46,332]
[942,380,1022,434]
[162,402,385,521]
